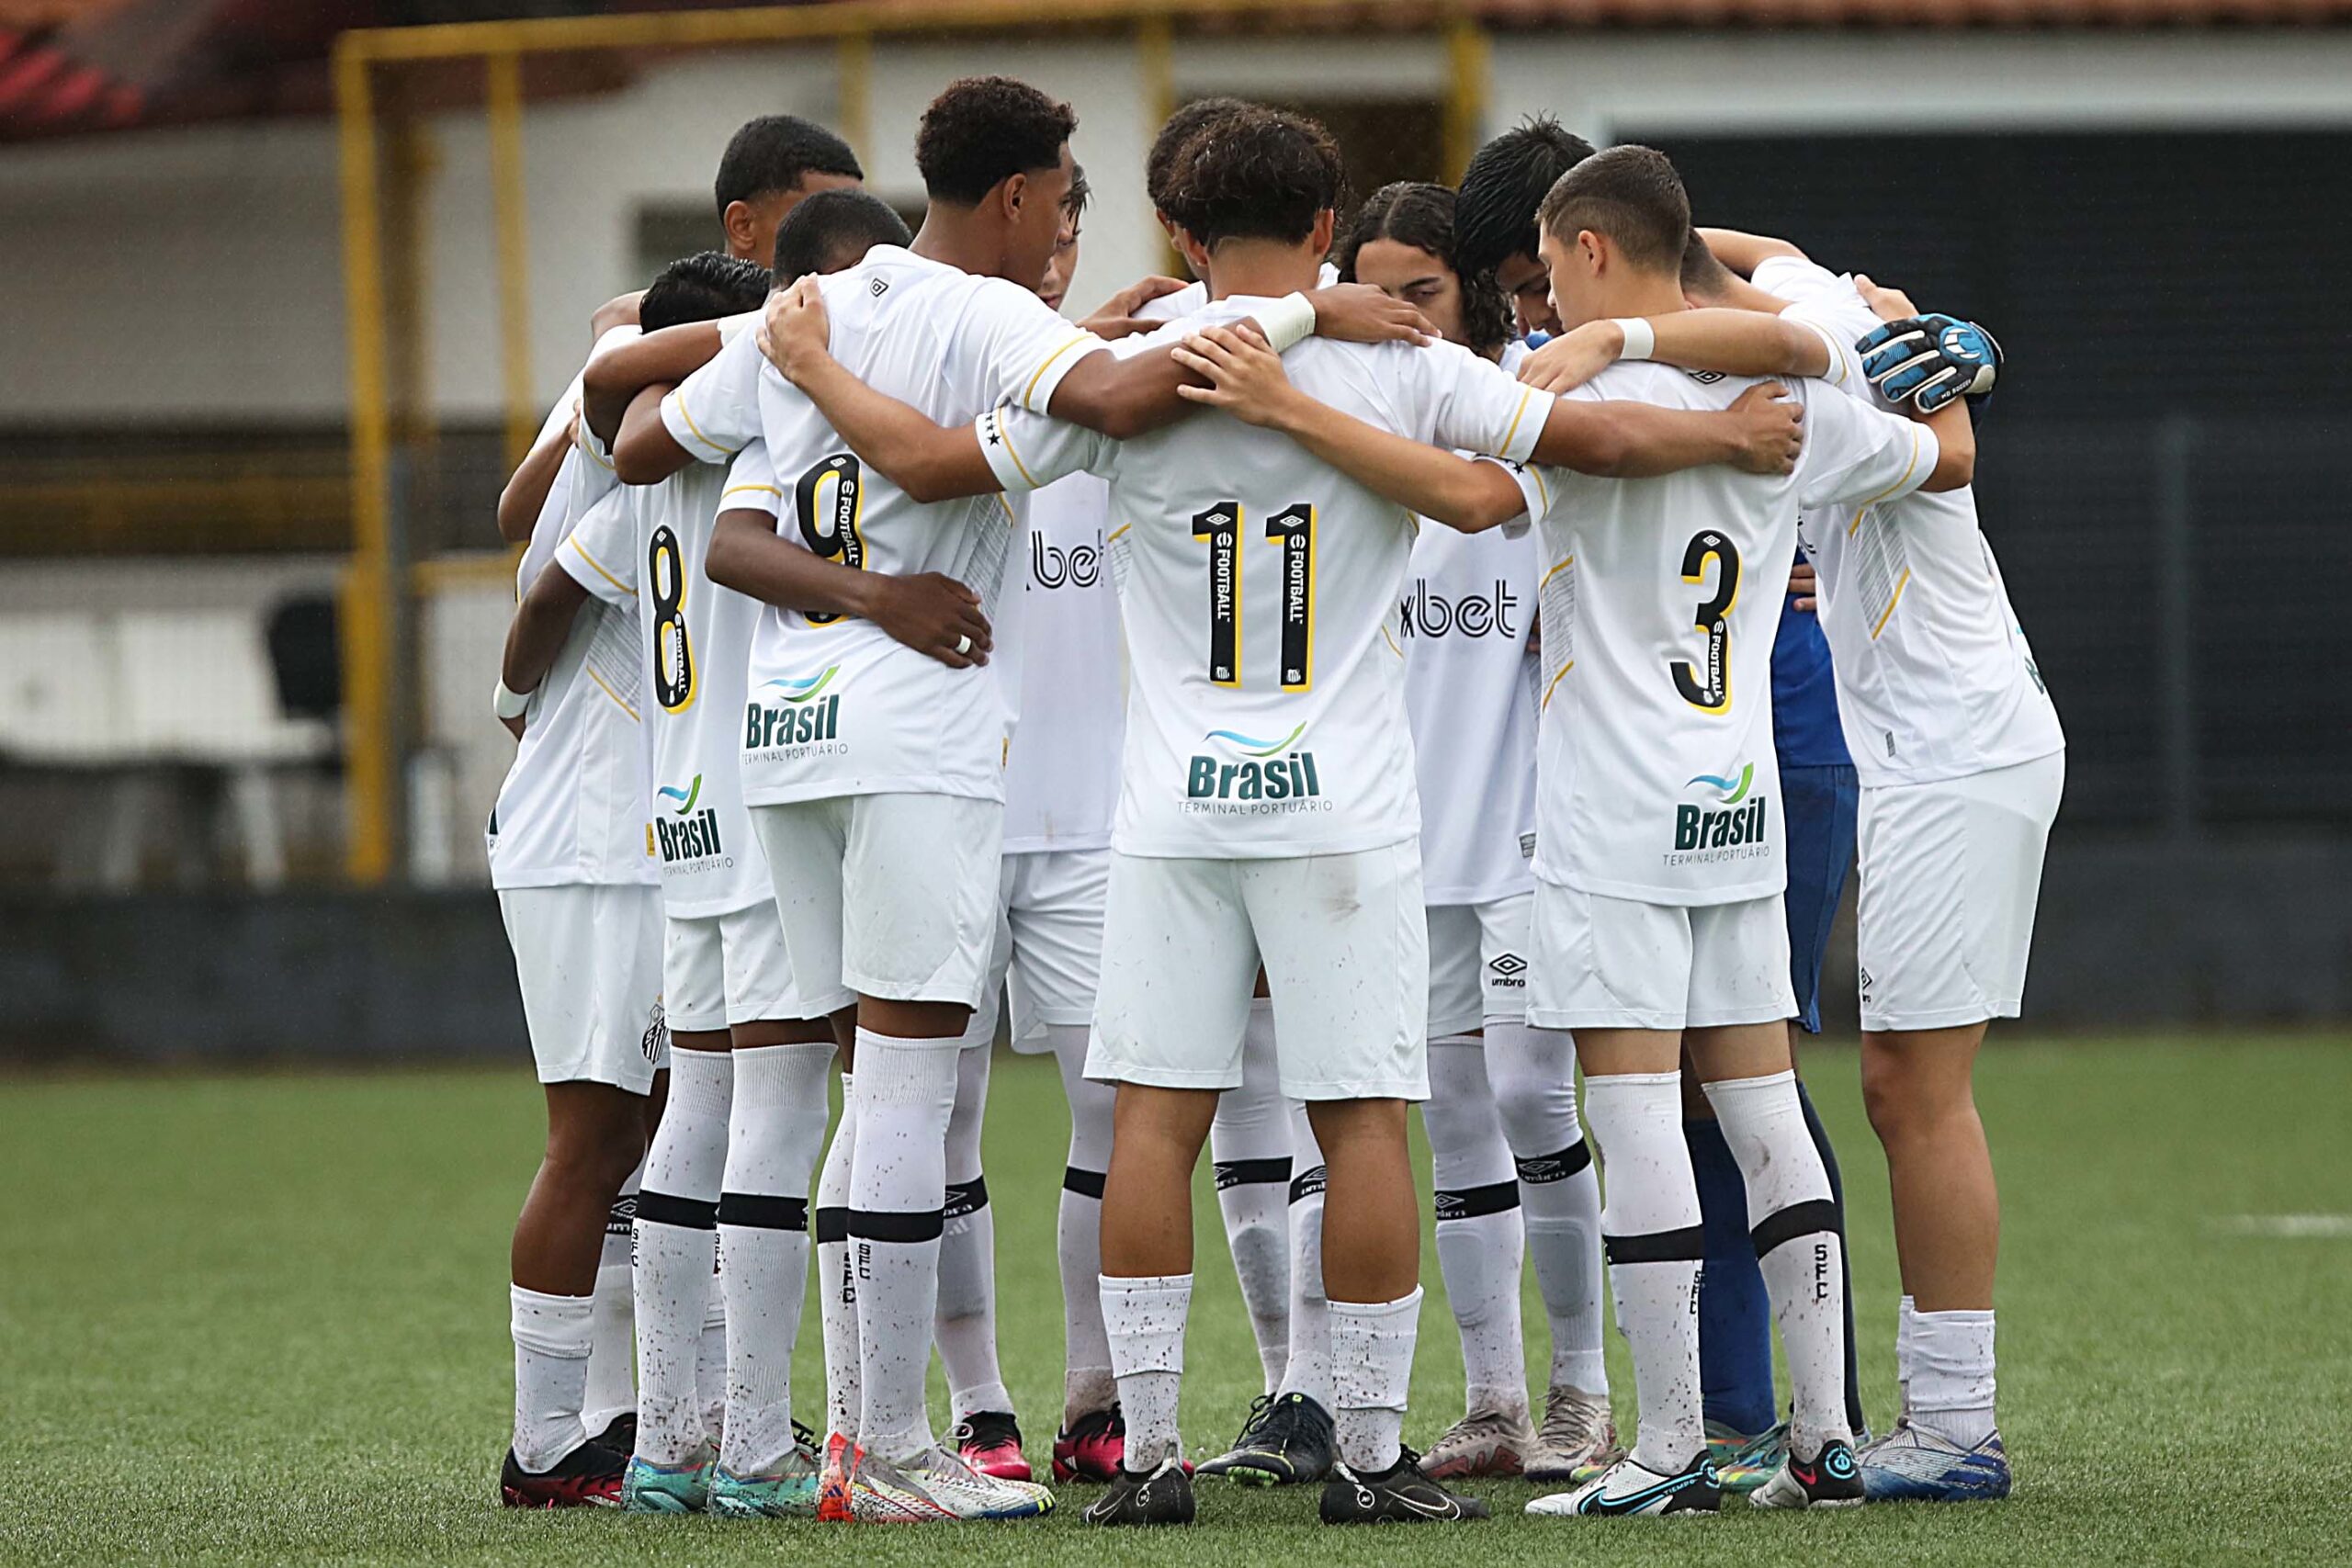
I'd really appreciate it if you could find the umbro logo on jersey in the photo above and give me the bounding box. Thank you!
[869,277,888,297]
[1397,578,1520,639]
[1682,368,1727,386]
[1487,953,1527,988]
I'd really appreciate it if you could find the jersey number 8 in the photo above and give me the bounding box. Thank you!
[795,454,865,626]
[648,524,694,714]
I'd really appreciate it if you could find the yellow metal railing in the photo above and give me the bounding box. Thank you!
[333,0,1487,881]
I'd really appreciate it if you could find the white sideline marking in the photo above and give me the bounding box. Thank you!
[2217,1214,2352,1238]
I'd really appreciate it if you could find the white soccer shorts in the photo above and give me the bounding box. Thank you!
[1527,882,1795,1033]
[750,792,1002,1014]
[1857,750,2064,1032]
[988,847,1109,1054]
[662,900,807,1034]
[1090,840,1430,1102]
[500,883,667,1094]
[1426,892,1534,1037]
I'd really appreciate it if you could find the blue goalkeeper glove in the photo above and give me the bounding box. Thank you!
[1857,314,2002,414]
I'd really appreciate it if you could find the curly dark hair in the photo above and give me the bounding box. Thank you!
[1537,144,1690,273]
[915,76,1078,206]
[1145,96,1251,213]
[1453,113,1596,279]
[639,251,773,332]
[1335,181,1510,360]
[712,114,862,220]
[1158,103,1344,253]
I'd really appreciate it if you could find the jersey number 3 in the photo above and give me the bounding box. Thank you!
[649,524,694,713]
[1670,529,1740,715]
[1193,501,1315,691]
[794,454,865,626]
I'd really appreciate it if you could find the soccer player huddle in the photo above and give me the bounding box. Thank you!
[487,75,2062,1527]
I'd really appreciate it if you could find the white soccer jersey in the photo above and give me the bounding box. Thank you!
[980,297,1549,860]
[1001,471,1125,853]
[1499,356,1939,905]
[1753,254,2065,787]
[1403,517,1541,905]
[557,445,778,919]
[695,245,1105,807]
[1132,262,1339,325]
[489,329,656,892]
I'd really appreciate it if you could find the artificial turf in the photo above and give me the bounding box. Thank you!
[4,1035,2348,1565]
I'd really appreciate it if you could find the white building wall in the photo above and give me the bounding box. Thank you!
[0,29,2346,426]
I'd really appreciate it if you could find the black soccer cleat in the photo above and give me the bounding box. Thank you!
[499,1440,626,1508]
[1320,1449,1489,1524]
[1081,1458,1195,1526]
[1751,1438,1866,1509]
[591,1411,638,1455]
[1196,1392,1336,1486]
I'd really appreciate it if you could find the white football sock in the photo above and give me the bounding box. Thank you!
[1329,1289,1420,1474]
[1209,997,1294,1395]
[1101,1272,1191,1470]
[1895,1294,1920,1421]
[716,1042,831,1475]
[935,1036,1011,1420]
[1910,1310,1997,1449]
[814,1071,858,1443]
[1276,1099,1332,1408]
[633,1047,731,1465]
[1582,1070,1706,1473]
[1422,1036,1529,1418]
[1051,1025,1118,1422]
[1490,1021,1608,1394]
[580,1157,640,1437]
[1704,1070,1852,1458]
[511,1284,594,1472]
[696,1299,728,1449]
[849,1030,960,1462]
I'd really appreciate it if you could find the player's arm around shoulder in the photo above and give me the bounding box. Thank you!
[1529,378,1804,479]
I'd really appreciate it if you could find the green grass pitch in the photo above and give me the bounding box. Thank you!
[5,1035,2349,1565]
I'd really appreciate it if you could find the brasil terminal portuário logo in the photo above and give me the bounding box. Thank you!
[654,773,702,816]
[1687,761,1754,804]
[764,664,840,705]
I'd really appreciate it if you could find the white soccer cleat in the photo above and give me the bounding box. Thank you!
[850,1443,1055,1522]
[1526,1451,1721,1517]
[1420,1406,1537,1479]
[1524,1384,1622,1483]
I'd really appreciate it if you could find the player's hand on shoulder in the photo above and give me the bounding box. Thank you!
[1858,310,2003,416]
[867,572,992,670]
[1306,282,1434,346]
[1517,321,1619,395]
[756,275,831,386]
[1079,275,1190,339]
[1172,325,1300,429]
[1728,380,1804,475]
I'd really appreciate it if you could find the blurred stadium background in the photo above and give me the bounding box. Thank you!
[2,0,2349,1061]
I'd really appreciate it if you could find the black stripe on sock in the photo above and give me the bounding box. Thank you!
[634,1190,717,1231]
[716,1193,809,1232]
[1514,1138,1594,1185]
[1433,1179,1521,1223]
[1214,1156,1294,1190]
[1750,1197,1843,1258]
[848,1207,945,1244]
[814,1205,849,1245]
[942,1178,989,1221]
[1062,1166,1106,1200]
[1603,1224,1706,1265]
[1288,1164,1328,1204]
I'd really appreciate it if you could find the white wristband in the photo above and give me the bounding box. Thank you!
[1256,291,1319,355]
[1611,317,1657,362]
[493,679,533,721]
